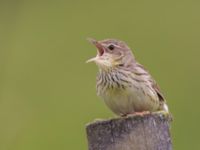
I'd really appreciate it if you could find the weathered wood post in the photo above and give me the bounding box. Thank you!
[86,113,172,150]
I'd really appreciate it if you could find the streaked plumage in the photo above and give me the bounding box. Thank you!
[87,38,168,116]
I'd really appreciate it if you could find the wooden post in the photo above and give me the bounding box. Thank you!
[86,113,172,150]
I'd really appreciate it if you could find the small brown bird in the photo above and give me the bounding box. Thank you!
[87,38,168,116]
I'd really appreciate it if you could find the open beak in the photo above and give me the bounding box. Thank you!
[86,38,105,63]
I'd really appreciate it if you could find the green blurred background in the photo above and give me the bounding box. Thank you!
[0,0,200,150]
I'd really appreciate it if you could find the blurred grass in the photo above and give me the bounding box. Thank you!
[0,0,200,150]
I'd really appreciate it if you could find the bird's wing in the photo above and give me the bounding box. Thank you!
[152,82,165,102]
[133,62,165,102]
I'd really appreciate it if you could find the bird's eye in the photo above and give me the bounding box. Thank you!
[108,44,115,50]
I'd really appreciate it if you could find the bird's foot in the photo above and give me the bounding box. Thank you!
[122,111,151,117]
[134,111,151,116]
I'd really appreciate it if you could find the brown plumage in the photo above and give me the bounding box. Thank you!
[87,38,168,116]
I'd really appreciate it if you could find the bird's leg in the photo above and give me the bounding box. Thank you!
[126,111,151,117]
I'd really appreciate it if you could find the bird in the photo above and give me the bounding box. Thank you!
[87,38,169,116]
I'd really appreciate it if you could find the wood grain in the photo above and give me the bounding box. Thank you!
[86,113,172,150]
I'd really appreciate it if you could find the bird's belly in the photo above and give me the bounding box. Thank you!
[100,86,159,115]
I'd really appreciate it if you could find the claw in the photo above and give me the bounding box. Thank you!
[121,111,151,117]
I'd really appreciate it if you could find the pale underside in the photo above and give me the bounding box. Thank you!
[99,81,160,115]
[96,67,167,115]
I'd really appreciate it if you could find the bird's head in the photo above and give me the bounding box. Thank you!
[87,38,135,71]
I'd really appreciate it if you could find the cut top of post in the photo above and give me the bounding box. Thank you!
[86,113,172,150]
